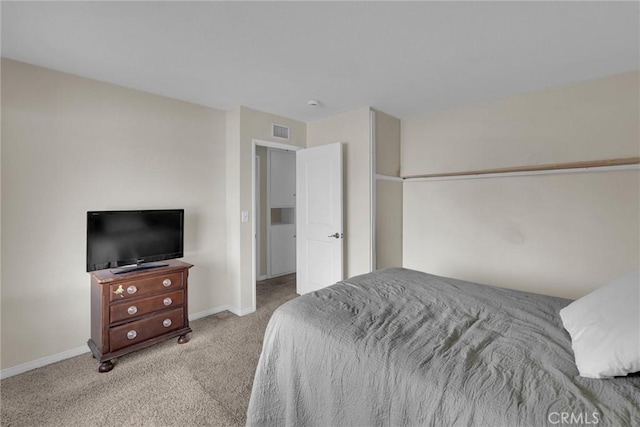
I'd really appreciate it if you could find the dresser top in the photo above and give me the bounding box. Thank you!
[89,259,193,283]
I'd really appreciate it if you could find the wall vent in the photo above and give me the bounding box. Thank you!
[272,124,290,140]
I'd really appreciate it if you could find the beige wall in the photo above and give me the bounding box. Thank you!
[402,71,640,176]
[375,180,403,269]
[403,172,639,299]
[307,108,373,278]
[225,108,242,311]
[375,110,402,177]
[1,59,228,369]
[0,55,3,361]
[374,110,402,269]
[401,72,640,298]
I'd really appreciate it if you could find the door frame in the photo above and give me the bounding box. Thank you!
[255,155,265,281]
[252,139,302,308]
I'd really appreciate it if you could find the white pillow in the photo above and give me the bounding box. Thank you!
[559,269,640,379]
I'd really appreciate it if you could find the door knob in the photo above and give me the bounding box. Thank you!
[328,233,343,239]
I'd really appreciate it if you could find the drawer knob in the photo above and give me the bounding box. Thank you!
[126,285,137,294]
[127,306,138,315]
[127,330,137,340]
[163,279,172,287]
[163,297,172,306]
[163,319,172,328]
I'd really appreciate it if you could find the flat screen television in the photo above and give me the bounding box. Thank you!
[86,209,184,273]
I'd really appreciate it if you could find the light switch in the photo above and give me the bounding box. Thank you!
[241,211,249,223]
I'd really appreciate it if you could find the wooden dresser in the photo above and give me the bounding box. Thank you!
[87,260,193,372]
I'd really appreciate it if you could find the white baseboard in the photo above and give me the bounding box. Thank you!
[1,304,250,380]
[188,305,231,321]
[257,275,267,281]
[189,302,255,318]
[1,345,90,380]
[227,305,256,316]
[190,304,254,319]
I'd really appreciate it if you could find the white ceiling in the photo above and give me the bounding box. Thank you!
[2,1,638,122]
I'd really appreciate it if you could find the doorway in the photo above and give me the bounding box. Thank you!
[252,139,302,308]
[255,146,296,280]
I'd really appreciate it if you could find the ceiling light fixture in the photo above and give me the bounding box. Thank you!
[307,99,320,107]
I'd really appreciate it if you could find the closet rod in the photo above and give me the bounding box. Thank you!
[402,157,640,180]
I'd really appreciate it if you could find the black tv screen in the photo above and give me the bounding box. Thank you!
[86,209,184,272]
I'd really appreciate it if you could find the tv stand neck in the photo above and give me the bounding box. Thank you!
[112,262,169,275]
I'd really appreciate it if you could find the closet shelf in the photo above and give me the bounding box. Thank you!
[402,157,640,180]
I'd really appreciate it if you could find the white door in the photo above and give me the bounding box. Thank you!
[296,142,343,294]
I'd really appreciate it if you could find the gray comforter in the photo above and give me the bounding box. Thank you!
[247,268,639,426]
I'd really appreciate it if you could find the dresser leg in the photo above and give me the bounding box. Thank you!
[178,334,189,344]
[98,360,114,373]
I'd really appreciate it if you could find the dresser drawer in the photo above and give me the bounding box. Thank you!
[109,308,184,352]
[109,290,184,324]
[109,272,183,302]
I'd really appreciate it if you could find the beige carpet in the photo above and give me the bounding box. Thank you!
[1,275,297,426]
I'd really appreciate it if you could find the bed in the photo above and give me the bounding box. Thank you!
[246,268,639,426]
